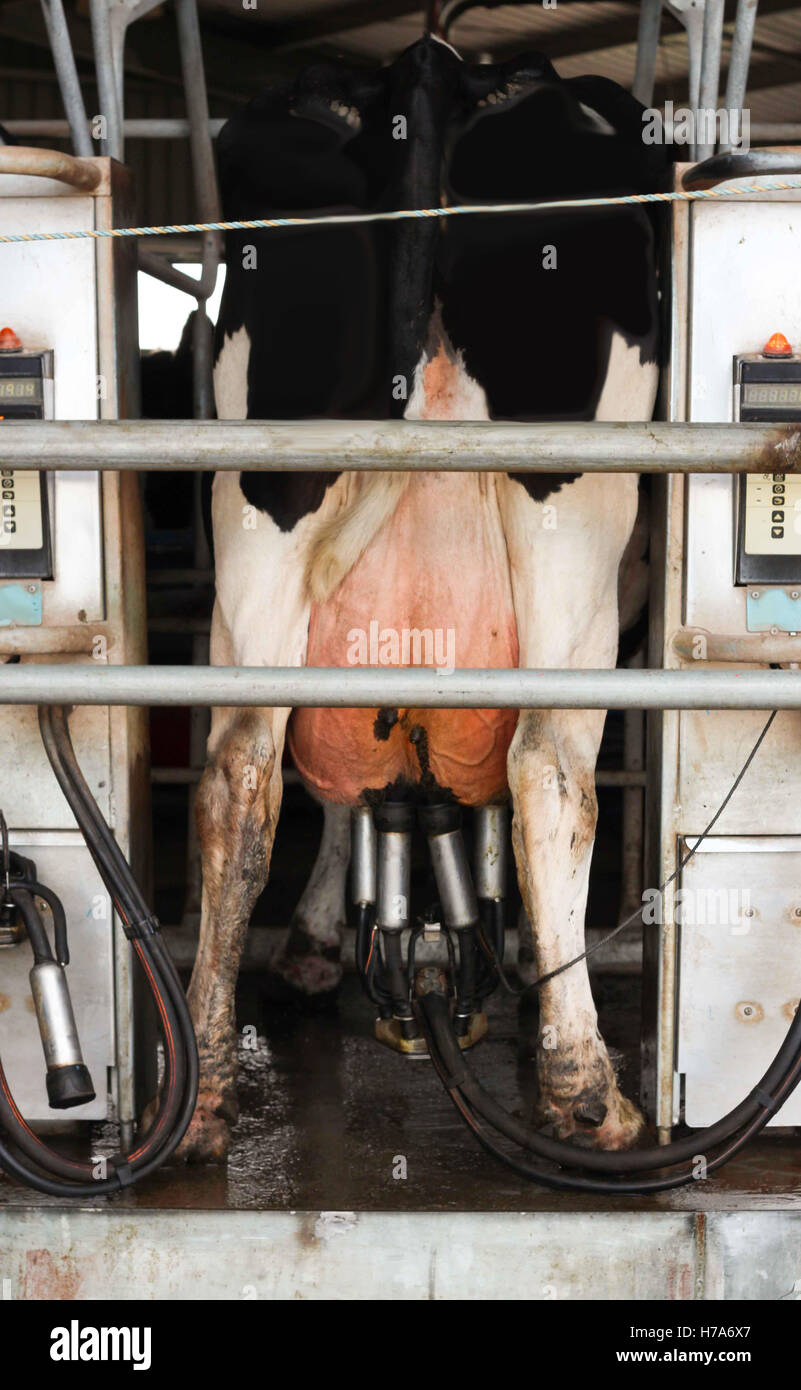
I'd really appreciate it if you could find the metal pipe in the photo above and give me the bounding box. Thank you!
[351,808,377,907]
[672,1,706,119]
[1,119,227,139]
[88,0,123,160]
[138,250,205,299]
[375,835,411,932]
[724,0,759,135]
[750,124,801,142]
[8,117,800,145]
[620,649,645,925]
[632,0,663,107]
[473,805,507,901]
[147,765,643,788]
[0,145,101,189]
[0,665,799,709]
[174,0,221,227]
[597,769,647,787]
[191,308,216,418]
[672,627,801,663]
[696,0,726,160]
[1,419,800,472]
[39,0,94,158]
[428,831,480,929]
[174,0,221,302]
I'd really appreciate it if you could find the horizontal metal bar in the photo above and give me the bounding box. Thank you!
[0,665,798,709]
[3,117,794,143]
[2,118,227,139]
[673,627,801,662]
[0,419,799,472]
[752,124,801,142]
[150,763,642,786]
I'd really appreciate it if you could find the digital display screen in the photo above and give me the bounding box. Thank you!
[0,378,42,402]
[742,382,801,407]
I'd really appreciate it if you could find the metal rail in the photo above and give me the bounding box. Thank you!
[0,418,798,472]
[2,119,228,140]
[0,666,798,709]
[6,119,798,145]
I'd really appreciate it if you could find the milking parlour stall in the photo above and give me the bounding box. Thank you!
[1,0,801,1355]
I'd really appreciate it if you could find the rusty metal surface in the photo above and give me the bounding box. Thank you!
[0,1207,705,1300]
[673,628,801,663]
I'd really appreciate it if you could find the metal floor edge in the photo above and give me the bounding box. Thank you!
[2,1207,800,1300]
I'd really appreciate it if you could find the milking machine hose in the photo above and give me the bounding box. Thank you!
[418,988,801,1193]
[0,706,198,1197]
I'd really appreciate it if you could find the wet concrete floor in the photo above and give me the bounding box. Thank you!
[1,968,799,1213]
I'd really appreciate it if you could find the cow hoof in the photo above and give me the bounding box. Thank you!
[573,1098,607,1128]
[537,1087,644,1151]
[262,924,343,1006]
[176,1093,233,1164]
[264,950,343,1006]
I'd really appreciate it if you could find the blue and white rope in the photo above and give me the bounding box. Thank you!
[2,177,801,244]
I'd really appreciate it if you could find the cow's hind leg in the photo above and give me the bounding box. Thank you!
[178,466,326,1159]
[271,802,350,1000]
[179,701,287,1161]
[508,707,643,1149]
[499,470,645,1151]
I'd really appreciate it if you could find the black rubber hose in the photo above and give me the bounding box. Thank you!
[0,706,198,1196]
[0,931,195,1194]
[43,710,194,1156]
[382,931,414,1019]
[7,888,53,963]
[418,992,801,1192]
[437,1081,773,1196]
[39,708,143,921]
[454,929,478,1021]
[44,708,198,1165]
[452,992,801,1172]
[354,903,372,977]
[8,878,68,963]
[0,934,189,1191]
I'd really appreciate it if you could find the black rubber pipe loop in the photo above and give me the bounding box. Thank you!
[418,991,801,1193]
[0,706,198,1198]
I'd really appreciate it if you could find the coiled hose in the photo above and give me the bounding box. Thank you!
[418,988,801,1193]
[0,706,197,1196]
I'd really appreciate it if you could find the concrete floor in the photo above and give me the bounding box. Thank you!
[1,969,799,1215]
[3,967,801,1299]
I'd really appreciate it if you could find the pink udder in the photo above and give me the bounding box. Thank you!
[288,473,519,804]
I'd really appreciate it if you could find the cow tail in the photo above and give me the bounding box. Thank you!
[305,471,411,603]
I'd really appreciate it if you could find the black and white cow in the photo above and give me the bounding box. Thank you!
[181,37,665,1161]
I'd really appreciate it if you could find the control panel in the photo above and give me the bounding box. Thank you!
[0,332,53,581]
[735,333,801,587]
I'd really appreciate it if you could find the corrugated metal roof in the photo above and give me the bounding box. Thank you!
[0,0,798,229]
[194,0,801,121]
